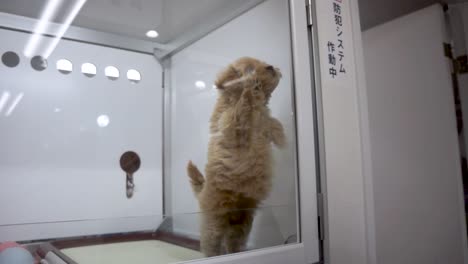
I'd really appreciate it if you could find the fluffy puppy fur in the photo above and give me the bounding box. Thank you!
[187,57,286,257]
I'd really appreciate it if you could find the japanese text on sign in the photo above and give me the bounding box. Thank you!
[327,0,346,79]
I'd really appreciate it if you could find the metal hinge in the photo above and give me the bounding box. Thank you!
[306,0,313,26]
[317,192,325,241]
[454,55,468,74]
[444,42,453,58]
[444,43,468,74]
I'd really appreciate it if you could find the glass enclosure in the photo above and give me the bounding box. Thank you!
[0,0,302,263]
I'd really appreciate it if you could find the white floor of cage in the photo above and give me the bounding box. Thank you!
[61,240,204,264]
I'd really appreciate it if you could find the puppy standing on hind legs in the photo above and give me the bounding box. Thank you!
[187,57,286,257]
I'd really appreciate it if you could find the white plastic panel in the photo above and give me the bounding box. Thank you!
[363,5,468,263]
[0,29,163,241]
[169,0,299,249]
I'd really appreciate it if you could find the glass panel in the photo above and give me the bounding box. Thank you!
[0,0,301,262]
[4,206,292,263]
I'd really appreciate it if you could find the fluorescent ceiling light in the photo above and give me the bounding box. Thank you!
[43,0,87,58]
[24,0,63,58]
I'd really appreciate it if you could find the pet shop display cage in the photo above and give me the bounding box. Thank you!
[0,0,328,263]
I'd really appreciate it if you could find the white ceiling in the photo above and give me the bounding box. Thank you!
[358,0,467,29]
[0,0,256,44]
[1,0,466,42]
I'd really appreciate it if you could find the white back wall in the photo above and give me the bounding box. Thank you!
[363,5,468,263]
[169,0,298,246]
[0,29,163,241]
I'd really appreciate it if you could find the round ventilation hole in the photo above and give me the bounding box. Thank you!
[105,66,119,80]
[57,59,73,74]
[2,51,20,68]
[127,69,141,84]
[31,56,47,71]
[82,63,97,78]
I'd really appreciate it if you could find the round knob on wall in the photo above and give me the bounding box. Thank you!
[120,151,141,199]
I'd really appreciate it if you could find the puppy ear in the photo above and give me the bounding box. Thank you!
[215,65,240,90]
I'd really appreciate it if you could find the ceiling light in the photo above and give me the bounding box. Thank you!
[195,81,206,90]
[24,0,63,58]
[43,0,87,58]
[97,115,110,128]
[146,30,159,38]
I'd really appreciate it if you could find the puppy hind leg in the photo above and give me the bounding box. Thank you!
[224,210,255,254]
[200,213,226,257]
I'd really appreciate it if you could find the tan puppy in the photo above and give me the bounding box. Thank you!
[187,57,285,257]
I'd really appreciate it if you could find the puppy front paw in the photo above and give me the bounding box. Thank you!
[241,86,254,104]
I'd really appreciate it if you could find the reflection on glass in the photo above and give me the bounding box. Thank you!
[5,93,24,117]
[24,0,87,58]
[0,91,11,114]
[23,0,62,58]
[42,0,87,58]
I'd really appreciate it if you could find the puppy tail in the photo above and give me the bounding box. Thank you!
[187,161,205,196]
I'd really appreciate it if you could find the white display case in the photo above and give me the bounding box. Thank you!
[0,0,340,263]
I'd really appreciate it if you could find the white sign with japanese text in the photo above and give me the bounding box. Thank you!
[316,0,355,87]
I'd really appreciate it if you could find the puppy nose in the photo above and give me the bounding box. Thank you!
[276,69,282,78]
[266,65,276,76]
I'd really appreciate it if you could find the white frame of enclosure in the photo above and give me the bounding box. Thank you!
[0,0,374,263]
